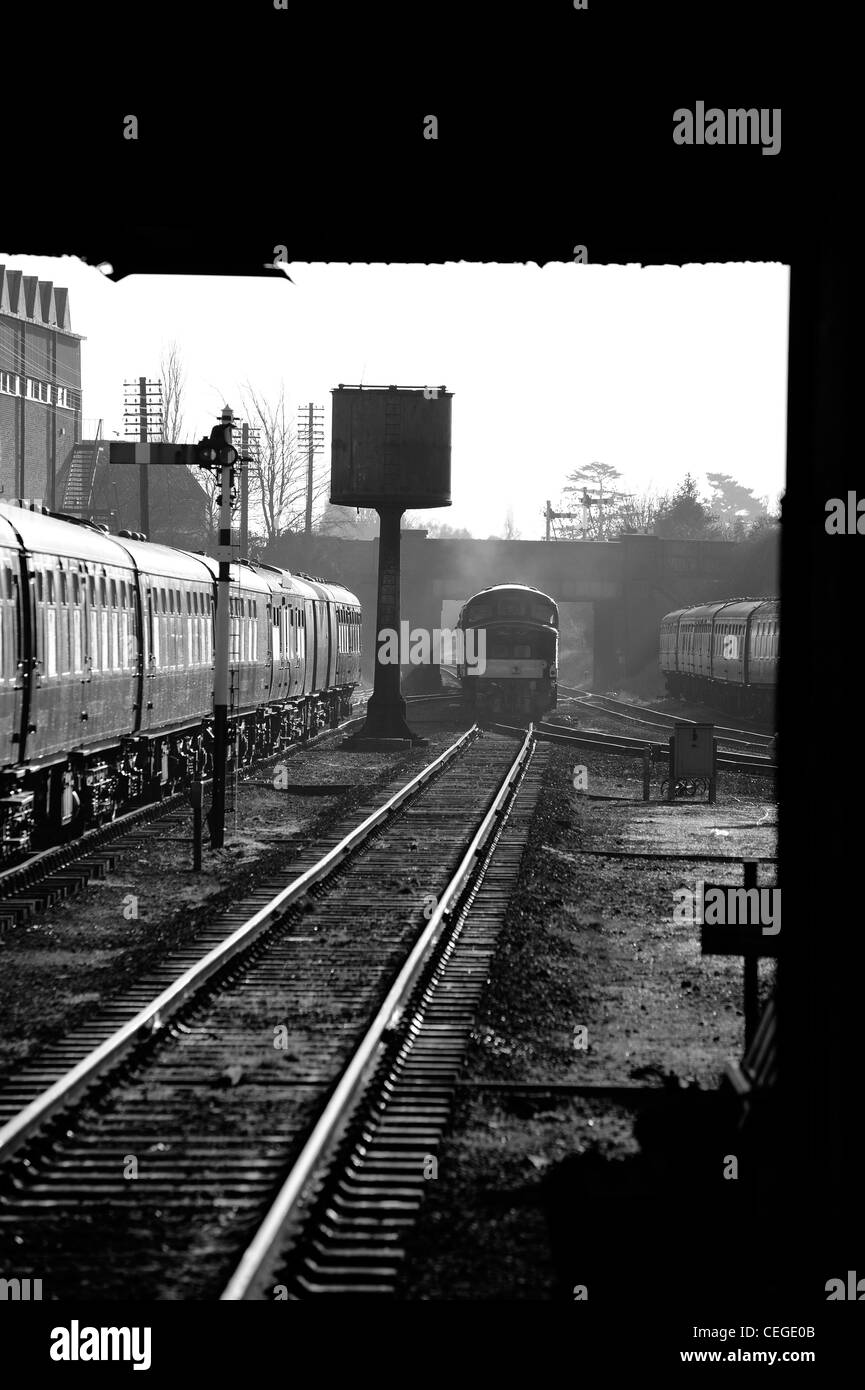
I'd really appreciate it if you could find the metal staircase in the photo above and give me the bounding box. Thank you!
[61,421,104,516]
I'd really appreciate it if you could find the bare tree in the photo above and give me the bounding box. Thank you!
[402,512,474,538]
[240,384,329,543]
[160,344,221,540]
[318,503,380,539]
[614,489,664,535]
[160,342,186,443]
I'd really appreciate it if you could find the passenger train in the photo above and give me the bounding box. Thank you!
[659,597,778,718]
[0,503,362,860]
[456,584,558,721]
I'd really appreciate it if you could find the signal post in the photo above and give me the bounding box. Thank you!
[198,407,241,849]
[112,408,245,850]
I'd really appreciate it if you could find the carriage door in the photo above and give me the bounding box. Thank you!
[265,601,275,702]
[0,551,24,769]
[80,567,93,694]
[310,599,320,691]
[326,602,336,689]
[315,600,328,690]
[143,586,158,727]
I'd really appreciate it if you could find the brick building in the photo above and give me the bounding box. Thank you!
[0,265,82,509]
[56,444,213,552]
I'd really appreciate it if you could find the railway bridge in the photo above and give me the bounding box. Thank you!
[262,531,745,689]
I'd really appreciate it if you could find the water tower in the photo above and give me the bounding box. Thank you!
[331,384,452,744]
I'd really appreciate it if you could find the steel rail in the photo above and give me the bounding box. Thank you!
[0,724,479,1165]
[220,724,536,1301]
[562,689,773,746]
[489,718,775,775]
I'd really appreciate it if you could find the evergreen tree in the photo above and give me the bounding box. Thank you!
[653,474,720,540]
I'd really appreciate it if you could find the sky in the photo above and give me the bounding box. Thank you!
[0,255,789,539]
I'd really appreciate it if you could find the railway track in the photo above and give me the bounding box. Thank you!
[0,703,386,937]
[557,688,774,751]
[487,717,775,777]
[0,725,541,1300]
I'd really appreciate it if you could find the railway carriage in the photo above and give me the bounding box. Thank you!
[456,583,559,721]
[0,503,362,861]
[660,597,778,717]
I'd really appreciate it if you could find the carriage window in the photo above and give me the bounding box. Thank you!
[46,607,57,676]
[47,571,55,604]
[59,572,67,604]
[72,608,82,672]
[110,579,117,607]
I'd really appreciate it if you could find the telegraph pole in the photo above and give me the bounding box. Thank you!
[298,402,324,562]
[123,377,162,537]
[240,421,249,556]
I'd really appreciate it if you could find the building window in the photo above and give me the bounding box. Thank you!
[0,372,19,396]
[55,386,71,409]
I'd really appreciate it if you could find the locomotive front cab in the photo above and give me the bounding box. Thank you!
[458,586,559,720]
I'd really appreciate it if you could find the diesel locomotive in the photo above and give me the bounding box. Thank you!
[659,597,778,718]
[0,503,362,860]
[456,583,558,721]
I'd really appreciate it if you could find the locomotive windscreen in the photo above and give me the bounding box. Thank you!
[463,593,557,625]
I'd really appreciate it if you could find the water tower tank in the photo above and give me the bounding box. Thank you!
[330,385,452,508]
